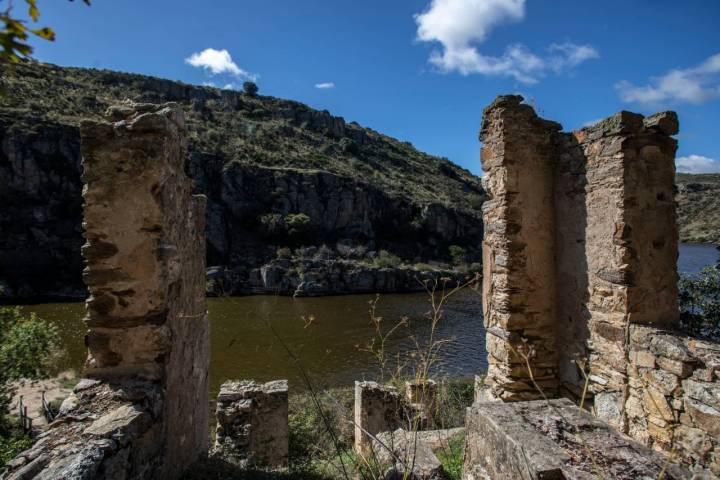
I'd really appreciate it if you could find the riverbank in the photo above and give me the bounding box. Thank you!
[206,258,476,297]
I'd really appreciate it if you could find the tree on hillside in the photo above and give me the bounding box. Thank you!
[1,0,90,62]
[243,81,259,96]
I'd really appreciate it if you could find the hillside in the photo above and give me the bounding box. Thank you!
[0,61,485,298]
[0,61,716,299]
[675,173,720,243]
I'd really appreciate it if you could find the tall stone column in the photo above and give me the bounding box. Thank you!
[5,102,209,480]
[80,102,209,477]
[556,111,679,429]
[479,96,561,401]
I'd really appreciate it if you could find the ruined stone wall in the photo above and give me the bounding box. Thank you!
[479,95,719,474]
[554,111,680,428]
[627,327,720,473]
[5,102,209,479]
[354,381,404,452]
[214,380,289,468]
[480,96,561,401]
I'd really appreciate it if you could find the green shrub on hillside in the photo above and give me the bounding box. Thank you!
[285,213,313,239]
[373,250,401,269]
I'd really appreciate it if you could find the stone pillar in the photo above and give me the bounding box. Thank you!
[81,102,209,477]
[214,380,289,468]
[556,111,679,428]
[5,102,209,479]
[405,379,437,427]
[354,381,403,452]
[480,95,562,401]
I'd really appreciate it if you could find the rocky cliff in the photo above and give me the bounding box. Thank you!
[675,173,720,243]
[0,61,484,299]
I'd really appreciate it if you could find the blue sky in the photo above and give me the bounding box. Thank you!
[24,0,720,176]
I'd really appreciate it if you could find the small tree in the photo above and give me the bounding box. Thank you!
[243,81,258,96]
[448,245,467,267]
[0,306,60,454]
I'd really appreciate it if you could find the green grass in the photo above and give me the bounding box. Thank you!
[436,432,465,480]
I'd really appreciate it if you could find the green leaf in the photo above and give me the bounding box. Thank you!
[25,0,40,22]
[31,26,55,41]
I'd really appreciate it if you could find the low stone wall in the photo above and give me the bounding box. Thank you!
[627,326,720,473]
[354,381,404,452]
[463,399,694,480]
[214,380,289,468]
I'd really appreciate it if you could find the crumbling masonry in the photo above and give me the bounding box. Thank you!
[5,103,209,479]
[479,95,719,473]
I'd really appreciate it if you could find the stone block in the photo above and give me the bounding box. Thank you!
[657,356,695,378]
[630,349,657,368]
[4,102,209,480]
[354,381,404,453]
[642,368,680,395]
[686,398,720,438]
[463,399,692,479]
[214,380,289,468]
[373,429,443,480]
[643,387,675,422]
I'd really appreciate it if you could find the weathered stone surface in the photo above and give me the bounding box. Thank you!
[4,102,209,480]
[476,95,720,474]
[463,399,693,480]
[354,381,404,453]
[373,429,444,480]
[479,95,560,401]
[214,380,289,468]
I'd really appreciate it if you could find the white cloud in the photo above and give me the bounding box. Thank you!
[315,82,335,89]
[185,48,257,80]
[676,155,720,174]
[616,53,720,106]
[414,0,597,84]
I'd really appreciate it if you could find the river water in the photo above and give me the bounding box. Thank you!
[14,243,718,399]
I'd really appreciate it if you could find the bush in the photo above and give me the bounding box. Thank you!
[243,81,259,96]
[276,247,293,260]
[373,250,401,269]
[448,245,467,267]
[258,213,285,238]
[288,388,354,472]
[434,378,475,428]
[285,213,313,240]
[0,307,60,381]
[679,265,720,339]
[0,307,60,468]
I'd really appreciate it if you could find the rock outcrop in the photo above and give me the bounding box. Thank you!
[0,61,484,300]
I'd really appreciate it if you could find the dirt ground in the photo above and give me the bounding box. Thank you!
[9,370,76,428]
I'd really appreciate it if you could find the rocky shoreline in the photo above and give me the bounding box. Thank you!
[207,259,475,297]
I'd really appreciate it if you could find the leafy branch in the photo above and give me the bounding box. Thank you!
[1,0,90,62]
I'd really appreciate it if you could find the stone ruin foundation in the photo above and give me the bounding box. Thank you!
[475,95,719,475]
[464,399,694,479]
[354,381,405,453]
[4,102,209,479]
[214,380,289,468]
